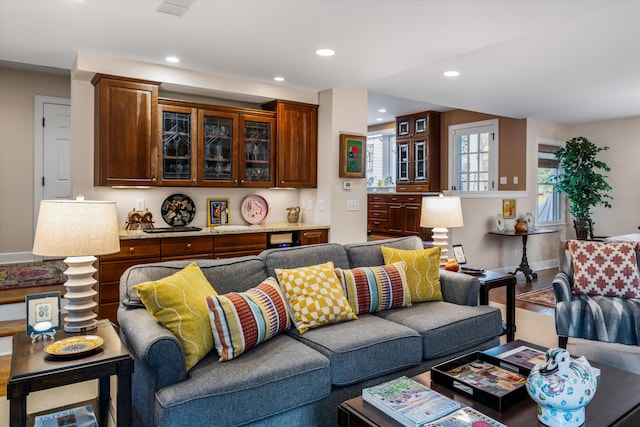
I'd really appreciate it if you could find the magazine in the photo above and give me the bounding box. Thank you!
[445,361,526,397]
[362,376,461,427]
[424,406,507,427]
[494,345,546,370]
[33,404,98,427]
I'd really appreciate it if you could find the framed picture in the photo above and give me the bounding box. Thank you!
[502,199,516,219]
[339,133,366,178]
[452,244,467,264]
[26,291,61,335]
[207,198,230,227]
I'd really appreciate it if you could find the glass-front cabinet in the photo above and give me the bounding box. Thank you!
[394,111,440,192]
[198,110,238,186]
[239,115,276,187]
[159,104,197,185]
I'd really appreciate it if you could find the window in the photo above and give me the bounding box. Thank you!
[366,132,396,187]
[537,141,563,224]
[448,119,499,192]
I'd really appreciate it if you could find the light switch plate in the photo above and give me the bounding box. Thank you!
[500,177,507,185]
[317,199,325,210]
[307,199,314,210]
[136,199,145,211]
[513,176,519,184]
[346,200,359,211]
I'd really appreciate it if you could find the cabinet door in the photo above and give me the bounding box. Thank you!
[413,139,428,182]
[299,229,328,245]
[239,114,276,187]
[396,141,410,183]
[272,101,318,188]
[158,104,197,186]
[387,202,405,234]
[405,203,422,235]
[198,110,239,186]
[93,75,159,186]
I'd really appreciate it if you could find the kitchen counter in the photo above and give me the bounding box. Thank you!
[119,222,329,240]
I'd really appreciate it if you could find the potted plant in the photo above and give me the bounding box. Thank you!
[555,136,613,239]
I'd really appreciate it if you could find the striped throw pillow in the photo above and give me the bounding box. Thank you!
[205,277,291,362]
[335,262,412,314]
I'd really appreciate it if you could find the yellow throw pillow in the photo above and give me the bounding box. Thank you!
[381,246,442,302]
[275,261,357,334]
[134,262,216,371]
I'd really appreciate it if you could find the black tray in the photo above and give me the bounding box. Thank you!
[431,352,531,411]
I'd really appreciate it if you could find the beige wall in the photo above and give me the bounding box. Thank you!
[0,67,70,257]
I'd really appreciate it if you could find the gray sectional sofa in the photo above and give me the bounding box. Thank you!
[117,236,503,426]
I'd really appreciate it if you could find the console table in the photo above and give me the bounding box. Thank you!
[489,228,557,282]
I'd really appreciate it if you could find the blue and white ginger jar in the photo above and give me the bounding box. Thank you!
[526,348,597,427]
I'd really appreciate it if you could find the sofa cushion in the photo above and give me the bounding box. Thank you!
[275,261,357,334]
[154,334,331,426]
[375,301,503,359]
[261,243,351,278]
[344,236,424,267]
[381,246,443,302]
[335,262,412,314]
[287,314,422,386]
[566,240,640,298]
[134,262,216,371]
[205,277,291,362]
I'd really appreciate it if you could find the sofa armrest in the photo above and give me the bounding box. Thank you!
[552,272,572,303]
[118,306,187,389]
[440,270,480,306]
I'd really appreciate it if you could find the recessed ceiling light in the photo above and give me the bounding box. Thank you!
[273,76,285,82]
[315,48,335,57]
[165,56,180,63]
[378,108,387,113]
[376,118,383,122]
[443,70,460,77]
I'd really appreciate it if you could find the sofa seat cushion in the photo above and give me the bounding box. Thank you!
[287,314,422,386]
[154,334,331,427]
[375,302,503,359]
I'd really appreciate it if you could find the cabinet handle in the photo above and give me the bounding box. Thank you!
[129,247,135,253]
[192,179,196,182]
[186,243,192,249]
[152,177,157,182]
[240,180,245,183]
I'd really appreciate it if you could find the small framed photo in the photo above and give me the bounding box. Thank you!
[339,133,366,178]
[207,198,230,227]
[502,199,516,219]
[26,291,61,335]
[452,244,467,265]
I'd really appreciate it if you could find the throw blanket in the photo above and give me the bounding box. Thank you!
[0,261,67,291]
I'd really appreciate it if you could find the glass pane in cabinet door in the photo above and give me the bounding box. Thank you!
[244,121,271,182]
[414,140,426,181]
[203,115,234,181]
[162,111,192,180]
[397,143,410,182]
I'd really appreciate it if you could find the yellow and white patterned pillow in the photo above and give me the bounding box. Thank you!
[381,246,442,302]
[275,261,357,334]
[134,262,216,371]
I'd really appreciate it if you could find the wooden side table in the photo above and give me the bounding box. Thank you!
[476,270,517,342]
[7,319,133,427]
[488,229,557,282]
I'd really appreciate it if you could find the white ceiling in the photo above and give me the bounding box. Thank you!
[1,0,639,125]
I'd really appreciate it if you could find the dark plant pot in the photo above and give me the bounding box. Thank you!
[573,218,591,240]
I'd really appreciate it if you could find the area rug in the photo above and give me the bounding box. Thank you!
[516,287,556,308]
[0,261,67,291]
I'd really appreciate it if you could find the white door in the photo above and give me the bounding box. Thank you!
[34,96,71,232]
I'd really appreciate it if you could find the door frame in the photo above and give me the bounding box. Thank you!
[33,95,71,232]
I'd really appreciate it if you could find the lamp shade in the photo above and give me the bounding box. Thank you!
[420,196,464,228]
[33,200,120,257]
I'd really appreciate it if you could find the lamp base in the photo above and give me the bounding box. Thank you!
[430,227,450,267]
[62,256,98,333]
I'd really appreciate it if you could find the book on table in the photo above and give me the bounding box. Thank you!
[34,404,98,427]
[362,376,461,427]
[423,406,507,427]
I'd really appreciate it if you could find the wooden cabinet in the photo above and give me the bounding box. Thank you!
[161,236,214,261]
[239,114,276,187]
[395,111,440,192]
[264,100,318,188]
[368,194,434,241]
[158,103,198,186]
[198,109,240,186]
[367,194,389,234]
[299,229,328,245]
[93,74,160,186]
[213,233,267,258]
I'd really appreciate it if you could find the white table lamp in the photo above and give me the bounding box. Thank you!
[33,198,120,332]
[420,195,464,267]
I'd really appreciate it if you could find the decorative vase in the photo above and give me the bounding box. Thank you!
[526,348,597,427]
[515,219,529,233]
[286,206,300,223]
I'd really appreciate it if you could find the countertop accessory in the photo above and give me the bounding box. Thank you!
[525,212,535,229]
[207,198,230,227]
[496,213,505,231]
[286,206,300,223]
[161,193,196,226]
[241,194,269,224]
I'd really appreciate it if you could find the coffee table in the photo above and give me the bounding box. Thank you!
[7,319,133,427]
[338,340,640,427]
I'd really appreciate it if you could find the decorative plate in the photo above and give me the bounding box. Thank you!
[525,212,535,229]
[241,194,269,224]
[161,194,196,226]
[496,213,505,231]
[45,335,104,356]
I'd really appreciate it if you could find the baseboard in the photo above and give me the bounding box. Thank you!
[0,252,36,264]
[0,336,11,356]
[490,258,559,275]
